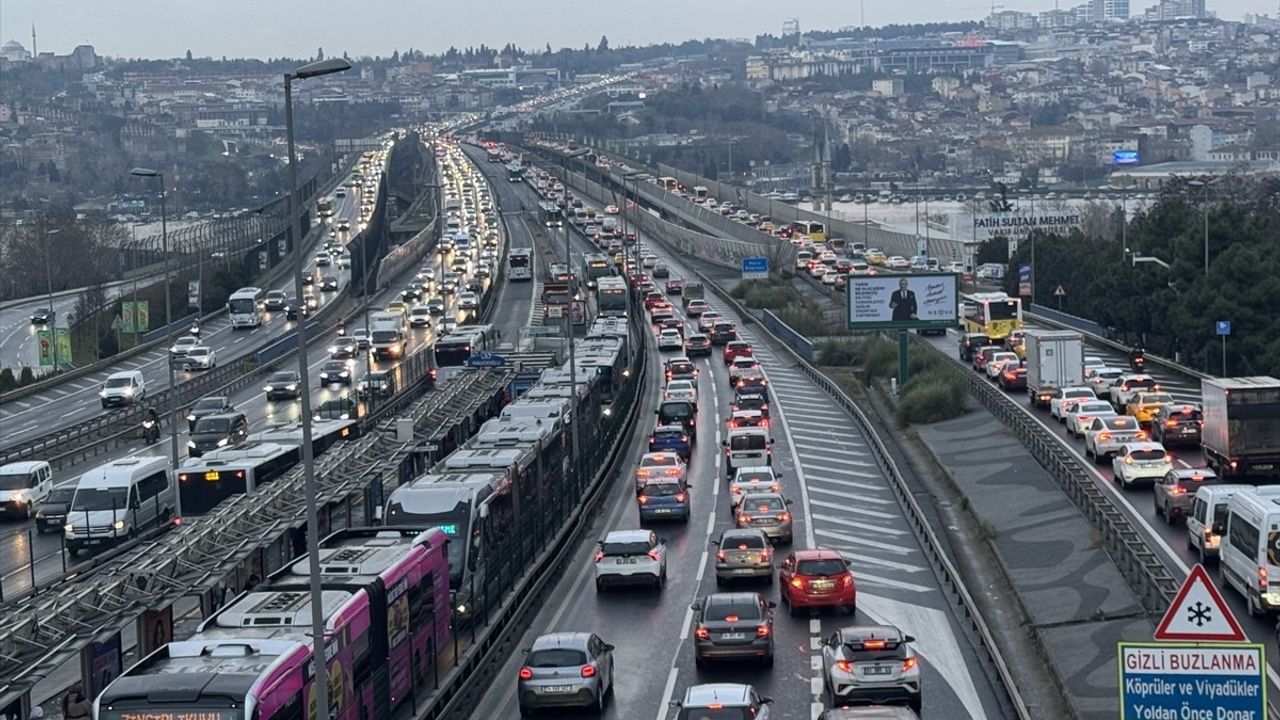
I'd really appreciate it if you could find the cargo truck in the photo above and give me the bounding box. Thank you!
[681,280,705,309]
[1201,377,1280,481]
[369,311,408,361]
[1023,329,1084,409]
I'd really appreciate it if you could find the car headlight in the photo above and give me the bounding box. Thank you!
[340,371,349,377]
[123,387,134,396]
[286,383,297,391]
[217,438,229,447]
[64,523,74,532]
[187,440,196,448]
[264,386,274,392]
[99,390,108,397]
[10,491,26,503]
[113,520,124,531]
[186,414,196,422]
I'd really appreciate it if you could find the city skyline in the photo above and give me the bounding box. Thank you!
[0,0,1262,61]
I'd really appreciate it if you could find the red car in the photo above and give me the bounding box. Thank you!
[644,291,666,310]
[1000,366,1027,391]
[834,259,853,273]
[723,340,753,365]
[779,548,856,616]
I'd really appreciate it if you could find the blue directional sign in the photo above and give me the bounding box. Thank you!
[464,351,507,368]
[1119,643,1266,720]
[1113,149,1140,165]
[1216,320,1231,336]
[741,256,769,280]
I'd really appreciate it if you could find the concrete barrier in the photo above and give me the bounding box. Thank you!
[761,309,814,362]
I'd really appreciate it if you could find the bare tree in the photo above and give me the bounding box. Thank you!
[1077,199,1119,241]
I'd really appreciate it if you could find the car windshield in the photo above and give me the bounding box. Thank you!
[193,399,224,411]
[601,541,651,556]
[105,377,132,388]
[0,473,30,491]
[722,533,766,549]
[195,418,231,434]
[642,483,683,497]
[653,429,683,440]
[1077,402,1113,414]
[1130,449,1167,461]
[1169,408,1203,422]
[46,488,75,504]
[268,373,296,384]
[1142,394,1173,404]
[704,600,761,622]
[1065,389,1094,399]
[526,648,587,668]
[796,558,847,576]
[660,402,693,419]
[70,487,129,512]
[189,348,210,356]
[735,470,774,484]
[745,496,785,512]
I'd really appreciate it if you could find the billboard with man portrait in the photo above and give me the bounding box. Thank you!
[847,273,959,331]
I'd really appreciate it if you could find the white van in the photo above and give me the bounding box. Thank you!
[0,461,53,519]
[100,370,146,409]
[1189,485,1280,564]
[64,456,175,556]
[723,427,774,478]
[1220,491,1280,616]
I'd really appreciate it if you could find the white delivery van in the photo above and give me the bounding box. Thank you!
[723,427,774,478]
[64,456,175,556]
[1220,490,1280,616]
[100,370,146,409]
[1188,485,1280,565]
[0,460,53,518]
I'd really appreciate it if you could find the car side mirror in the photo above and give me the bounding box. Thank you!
[709,539,719,547]
[722,440,728,447]
[769,438,776,444]
[761,697,774,705]
[767,600,777,608]
[904,635,916,643]
[603,643,615,651]
[659,538,667,545]
[690,603,701,611]
[785,499,794,505]
[844,558,854,567]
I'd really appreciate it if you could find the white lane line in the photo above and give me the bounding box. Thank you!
[12,400,33,409]
[771,378,817,548]
[655,668,679,720]
[790,443,870,460]
[811,504,901,523]
[839,552,928,574]
[814,527,915,554]
[809,493,894,507]
[805,468,883,481]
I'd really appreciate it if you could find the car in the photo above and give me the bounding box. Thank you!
[865,249,887,265]
[710,321,738,346]
[713,528,774,584]
[458,291,480,310]
[284,298,309,321]
[1082,355,1107,374]
[657,328,683,351]
[684,333,712,357]
[1153,467,1219,524]
[1086,367,1124,397]
[313,397,357,421]
[1151,403,1204,448]
[984,351,1020,380]
[728,356,761,385]
[664,378,698,405]
[1085,415,1147,462]
[188,412,249,458]
[350,328,370,349]
[328,337,358,360]
[644,291,666,310]
[686,299,716,316]
[691,592,776,668]
[319,360,353,385]
[970,345,1004,373]
[517,632,615,716]
[594,529,667,590]
[314,252,331,267]
[728,467,782,511]
[1065,400,1117,437]
[29,307,54,325]
[385,300,408,316]
[1111,441,1175,489]
[634,451,687,492]
[780,547,857,616]
[958,333,992,362]
[735,492,793,544]
[1050,386,1098,421]
[727,409,768,430]
[319,276,339,292]
[733,368,770,397]
[666,278,685,294]
[401,285,424,302]
[641,254,658,269]
[649,424,692,460]
[732,392,771,419]
[183,345,216,371]
[885,255,911,270]
[664,357,698,383]
[820,625,922,712]
[998,366,1027,391]
[263,371,301,401]
[659,317,685,335]
[302,293,318,310]
[186,395,234,432]
[649,304,675,325]
[427,297,446,315]
[34,486,75,534]
[723,340,753,365]
[356,370,395,398]
[169,336,201,358]
[673,684,773,720]
[697,312,723,333]
[638,478,690,523]
[1108,373,1158,409]
[264,290,287,311]
[1126,390,1175,426]
[301,270,315,286]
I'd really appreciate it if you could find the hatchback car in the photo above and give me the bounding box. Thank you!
[666,278,685,294]
[183,345,217,371]
[1086,367,1125,397]
[664,379,698,407]
[648,424,692,460]
[728,467,783,512]
[34,486,75,534]
[728,356,761,386]
[1127,391,1175,427]
[169,335,201,358]
[186,396,234,432]
[691,592,776,668]
[984,351,1019,380]
[657,328,683,351]
[710,321,738,346]
[458,291,480,310]
[819,707,921,720]
[595,529,667,590]
[998,366,1027,391]
[697,312,723,333]
[780,548,857,616]
[328,337,359,360]
[821,625,922,712]
[727,409,767,430]
[319,360,353,385]
[1050,386,1098,421]
[672,684,773,720]
[732,392,771,419]
[714,528,774,585]
[685,299,711,318]
[634,451,687,492]
[723,340,753,365]
[1153,467,1219,524]
[734,368,770,397]
[684,333,712,357]
[1085,415,1147,462]
[638,479,690,523]
[29,307,54,325]
[958,333,992,361]
[408,306,433,328]
[263,371,301,401]
[735,492,793,544]
[1151,403,1204,448]
[664,357,698,383]
[970,345,1004,373]
[517,632,615,716]
[1112,442,1174,489]
[357,370,394,398]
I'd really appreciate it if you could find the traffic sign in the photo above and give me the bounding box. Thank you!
[465,351,508,368]
[1119,642,1265,720]
[1053,284,1065,297]
[1216,320,1232,336]
[1154,564,1245,642]
[1018,264,1031,296]
[741,256,769,280]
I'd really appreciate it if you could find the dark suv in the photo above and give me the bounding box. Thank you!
[1150,403,1203,448]
[958,333,992,361]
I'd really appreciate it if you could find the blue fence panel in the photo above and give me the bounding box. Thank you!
[257,332,299,365]
[1028,304,1108,338]
[761,310,814,363]
[142,312,200,343]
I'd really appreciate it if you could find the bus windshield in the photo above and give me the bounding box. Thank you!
[987,300,1020,320]
[435,340,474,367]
[228,298,257,315]
[384,502,470,582]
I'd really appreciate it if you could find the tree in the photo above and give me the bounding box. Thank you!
[597,35,610,53]
[316,47,325,61]
[185,49,193,61]
[832,142,853,173]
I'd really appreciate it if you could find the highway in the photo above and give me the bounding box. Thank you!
[0,284,137,374]
[463,156,1011,719]
[0,171,374,452]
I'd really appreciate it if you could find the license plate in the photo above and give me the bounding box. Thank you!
[720,633,747,641]
[732,568,757,575]
[864,666,892,676]
[617,557,636,564]
[810,580,834,592]
[544,685,575,694]
[654,508,670,514]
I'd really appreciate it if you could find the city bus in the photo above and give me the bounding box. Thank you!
[317,197,335,218]
[227,287,265,329]
[793,220,827,244]
[582,252,613,290]
[596,276,628,317]
[434,324,498,368]
[508,247,534,281]
[94,528,451,720]
[658,176,680,192]
[961,291,1023,340]
[174,441,300,515]
[249,418,359,456]
[539,201,564,228]
[507,164,525,182]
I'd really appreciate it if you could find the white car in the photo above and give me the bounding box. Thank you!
[1065,400,1117,437]
[641,254,658,269]
[634,451,687,492]
[985,352,1020,379]
[849,260,873,275]
[1050,386,1098,421]
[457,291,480,310]
[657,328,683,351]
[595,529,667,591]
[408,306,432,328]
[1082,355,1107,374]
[1086,367,1124,396]
[664,379,698,406]
[183,345,216,370]
[169,336,201,357]
[886,255,911,269]
[1111,442,1174,489]
[1085,415,1147,462]
[808,263,829,279]
[728,356,761,385]
[728,466,782,511]
[820,270,839,286]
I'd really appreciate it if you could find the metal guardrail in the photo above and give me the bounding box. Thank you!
[1025,308,1212,382]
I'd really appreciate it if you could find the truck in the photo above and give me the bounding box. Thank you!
[369,311,408,361]
[1023,329,1084,409]
[680,280,705,309]
[1200,377,1280,482]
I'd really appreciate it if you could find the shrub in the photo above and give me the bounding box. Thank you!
[19,367,36,386]
[774,304,829,337]
[854,336,899,383]
[0,367,15,392]
[897,367,967,425]
[816,340,859,366]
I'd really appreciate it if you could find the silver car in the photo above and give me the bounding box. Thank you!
[1084,415,1147,462]
[1050,386,1097,421]
[714,528,774,584]
[735,492,793,544]
[821,625,922,713]
[517,632,615,716]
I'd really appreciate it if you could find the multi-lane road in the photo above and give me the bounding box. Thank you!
[462,156,1012,719]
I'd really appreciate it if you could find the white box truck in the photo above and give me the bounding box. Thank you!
[1024,329,1084,409]
[1201,377,1280,482]
[369,311,408,361]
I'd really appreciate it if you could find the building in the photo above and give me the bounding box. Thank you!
[1143,0,1207,20]
[872,79,905,96]
[1,40,31,62]
[1111,160,1280,189]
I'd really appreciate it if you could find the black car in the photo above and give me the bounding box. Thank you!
[264,371,301,401]
[666,279,685,295]
[710,321,738,346]
[319,360,353,385]
[691,592,776,668]
[314,397,358,421]
[958,333,992,361]
[357,370,395,398]
[1151,403,1204,447]
[401,286,423,302]
[657,399,698,442]
[285,299,310,321]
[319,276,340,292]
[34,487,74,534]
[186,395,235,432]
[329,337,359,360]
[188,412,249,458]
[30,307,54,325]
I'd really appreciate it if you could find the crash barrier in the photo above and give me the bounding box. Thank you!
[1027,305,1210,382]
[761,309,814,362]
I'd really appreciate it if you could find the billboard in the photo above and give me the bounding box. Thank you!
[1112,149,1140,165]
[848,273,958,331]
[972,210,1082,242]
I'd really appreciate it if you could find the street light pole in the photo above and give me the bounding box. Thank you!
[284,59,351,720]
[44,228,59,373]
[564,218,580,479]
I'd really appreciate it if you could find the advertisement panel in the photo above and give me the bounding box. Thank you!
[37,329,53,367]
[972,210,1082,242]
[55,326,72,364]
[188,280,201,308]
[80,631,123,699]
[1019,264,1032,296]
[847,273,958,331]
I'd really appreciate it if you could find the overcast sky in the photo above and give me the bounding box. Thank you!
[1,0,1264,59]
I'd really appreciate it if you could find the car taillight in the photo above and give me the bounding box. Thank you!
[738,514,749,524]
[519,667,533,680]
[777,512,790,521]
[664,468,680,477]
[841,573,854,588]
[1260,567,1269,591]
[695,627,709,640]
[1137,431,1149,439]
[761,549,772,561]
[675,493,687,502]
[835,659,853,673]
[1169,486,1185,495]
[581,665,597,678]
[594,551,604,562]
[1099,432,1112,441]
[790,577,805,589]
[638,496,649,505]
[1124,456,1134,464]
[756,625,770,638]
[902,657,918,672]
[716,550,726,562]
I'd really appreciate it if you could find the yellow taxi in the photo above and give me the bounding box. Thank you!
[865,248,887,265]
[1005,330,1027,359]
[1126,390,1173,426]
[385,301,409,316]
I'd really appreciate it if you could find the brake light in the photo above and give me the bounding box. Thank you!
[695,627,710,640]
[519,667,533,680]
[1260,567,1268,592]
[738,514,750,524]
[675,493,687,502]
[648,550,661,561]
[1137,431,1148,439]
[835,660,853,673]
[862,639,887,650]
[1099,432,1112,441]
[581,665,596,678]
[638,496,649,505]
[761,549,772,561]
[725,615,740,622]
[1124,456,1134,464]
[756,624,770,638]
[716,550,726,562]
[664,468,680,477]
[594,551,604,562]
[790,577,805,589]
[902,657,918,672]
[841,573,854,588]
[777,512,791,521]
[1169,486,1185,495]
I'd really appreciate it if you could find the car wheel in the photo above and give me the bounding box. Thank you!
[595,688,606,714]
[1247,591,1263,618]
[518,702,533,717]
[1199,543,1208,565]
[845,603,857,616]
[1154,498,1164,519]
[762,653,774,668]
[595,578,605,593]
[694,655,707,669]
[909,696,922,714]
[764,572,774,586]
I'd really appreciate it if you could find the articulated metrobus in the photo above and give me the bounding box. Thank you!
[538,201,564,228]
[508,247,534,281]
[961,291,1023,340]
[317,197,335,218]
[793,220,827,244]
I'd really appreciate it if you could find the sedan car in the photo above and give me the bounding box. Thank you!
[691,592,776,668]
[984,352,1020,380]
[885,256,911,270]
[664,379,698,407]
[517,632,615,716]
[457,291,480,310]
[664,357,698,383]
[186,395,234,432]
[735,493,793,544]
[728,467,782,511]
[1153,467,1219,524]
[821,625,922,712]
[1112,441,1174,489]
[673,684,774,720]
[780,548,857,616]
[29,307,54,325]
[1065,400,1117,437]
[319,276,339,292]
[313,397,357,421]
[1086,367,1125,397]
[657,328,683,351]
[1085,415,1147,462]
[685,299,711,317]
[714,528,774,585]
[648,424,691,460]
[318,360,353,385]
[728,356,761,386]
[998,366,1027,391]
[1050,386,1098,421]
[684,333,712,357]
[328,337,358,360]
[183,345,216,371]
[595,529,666,590]
[638,479,690,523]
[169,335,201,358]
[634,451,687,492]
[356,370,395,398]
[1126,391,1175,427]
[263,371,301,401]
[666,278,685,295]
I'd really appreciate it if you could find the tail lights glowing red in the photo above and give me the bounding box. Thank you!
[580,665,597,678]
[519,667,533,680]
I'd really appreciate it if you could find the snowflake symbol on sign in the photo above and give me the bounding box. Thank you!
[1187,601,1212,627]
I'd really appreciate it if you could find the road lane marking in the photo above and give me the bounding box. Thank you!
[654,667,679,720]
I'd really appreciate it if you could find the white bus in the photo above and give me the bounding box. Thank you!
[227,287,265,329]
[508,247,533,281]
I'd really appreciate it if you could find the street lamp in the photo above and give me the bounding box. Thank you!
[285,56,351,720]
[44,228,59,373]
[130,167,183,484]
[1187,180,1213,276]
